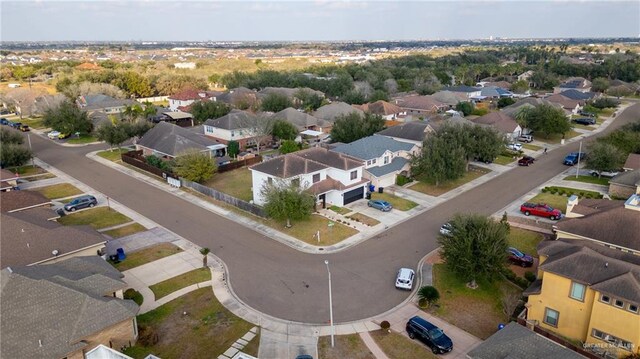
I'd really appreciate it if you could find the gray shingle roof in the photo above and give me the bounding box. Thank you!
[609,169,640,187]
[443,85,482,93]
[271,107,330,131]
[1,257,138,359]
[331,136,414,161]
[250,147,361,178]
[203,109,258,130]
[313,102,364,122]
[137,121,221,157]
[468,322,585,359]
[366,157,408,177]
[376,121,431,142]
[473,112,519,133]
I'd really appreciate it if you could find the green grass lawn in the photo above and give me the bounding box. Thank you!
[329,205,351,215]
[527,193,569,213]
[124,288,144,306]
[347,213,380,226]
[370,330,438,359]
[563,175,609,186]
[112,243,183,271]
[536,130,581,144]
[318,334,375,359]
[522,143,542,151]
[149,268,212,300]
[508,228,545,256]
[19,117,47,129]
[97,148,130,162]
[430,264,520,339]
[268,214,358,246]
[410,166,491,197]
[67,134,99,144]
[57,207,132,230]
[7,165,48,176]
[204,168,253,202]
[494,154,516,165]
[34,183,83,199]
[102,223,147,238]
[370,192,417,211]
[122,288,254,359]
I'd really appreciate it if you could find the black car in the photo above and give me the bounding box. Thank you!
[64,195,98,212]
[573,117,596,126]
[579,110,596,117]
[518,155,535,166]
[0,118,9,125]
[406,316,453,354]
[9,121,22,129]
[508,247,534,267]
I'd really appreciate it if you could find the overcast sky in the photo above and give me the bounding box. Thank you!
[1,1,638,42]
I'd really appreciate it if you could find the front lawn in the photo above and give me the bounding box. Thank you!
[97,148,130,162]
[522,143,542,151]
[8,165,48,176]
[429,264,521,339]
[347,213,380,226]
[122,288,254,359]
[508,228,544,256]
[149,268,212,300]
[563,175,609,186]
[369,330,438,359]
[410,166,491,197]
[370,192,417,211]
[67,134,99,144]
[318,334,375,359]
[493,154,516,165]
[269,214,358,246]
[102,223,147,238]
[536,130,581,144]
[34,183,83,199]
[58,207,132,229]
[329,205,351,215]
[18,117,47,129]
[203,168,253,202]
[112,243,183,271]
[527,193,568,213]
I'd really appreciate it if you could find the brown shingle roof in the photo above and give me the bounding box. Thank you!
[623,153,640,171]
[1,190,51,212]
[396,95,447,112]
[545,93,584,109]
[473,112,519,133]
[168,88,208,101]
[356,100,403,116]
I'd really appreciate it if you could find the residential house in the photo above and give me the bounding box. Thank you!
[518,70,534,82]
[623,153,640,171]
[484,81,513,90]
[608,170,640,199]
[524,238,639,358]
[479,86,513,99]
[331,136,418,188]
[77,94,137,114]
[137,121,227,159]
[0,189,51,213]
[545,93,584,115]
[554,77,592,94]
[431,91,468,107]
[0,168,19,192]
[313,102,364,123]
[354,100,406,120]
[270,107,332,133]
[375,121,433,147]
[168,88,216,111]
[250,147,367,208]
[216,87,260,109]
[394,95,448,117]
[155,111,194,127]
[203,109,265,150]
[467,322,585,359]
[501,97,565,118]
[1,256,139,359]
[257,87,324,106]
[441,85,483,99]
[557,89,599,102]
[473,112,522,141]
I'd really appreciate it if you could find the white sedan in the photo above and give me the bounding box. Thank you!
[507,143,523,151]
[47,131,61,139]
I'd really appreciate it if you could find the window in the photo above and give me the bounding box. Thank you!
[384,156,390,164]
[350,170,357,180]
[592,329,634,351]
[600,294,610,304]
[292,178,300,187]
[312,173,320,183]
[372,159,377,164]
[544,308,559,327]
[367,160,372,166]
[231,131,235,137]
[629,304,639,313]
[614,299,624,308]
[570,282,586,301]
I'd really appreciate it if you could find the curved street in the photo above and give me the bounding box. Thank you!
[29,103,639,324]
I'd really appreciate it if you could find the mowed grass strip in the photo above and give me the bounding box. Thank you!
[522,143,542,151]
[508,228,545,256]
[370,192,418,211]
[493,154,516,165]
[112,243,182,271]
[97,148,130,162]
[410,166,490,197]
[149,268,212,300]
[57,207,132,229]
[318,334,375,359]
[272,214,358,246]
[34,183,83,199]
[370,330,438,359]
[204,168,253,202]
[122,288,254,359]
[102,223,147,238]
[563,175,609,186]
[67,134,99,144]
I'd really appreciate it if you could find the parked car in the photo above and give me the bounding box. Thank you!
[573,117,596,126]
[518,155,535,166]
[294,355,313,359]
[474,156,494,164]
[406,316,454,354]
[507,143,523,151]
[395,268,415,290]
[439,222,453,236]
[19,124,30,132]
[0,118,9,125]
[507,247,534,267]
[58,132,71,139]
[368,199,392,212]
[48,130,61,139]
[64,195,97,212]
[563,152,587,166]
[589,169,619,178]
[520,202,562,220]
[518,134,533,143]
[579,110,596,117]
[9,122,22,129]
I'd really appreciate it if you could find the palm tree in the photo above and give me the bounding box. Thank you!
[418,286,440,308]
[200,247,210,267]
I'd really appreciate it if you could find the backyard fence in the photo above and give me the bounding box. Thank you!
[180,178,267,218]
[218,155,262,173]
[121,150,176,179]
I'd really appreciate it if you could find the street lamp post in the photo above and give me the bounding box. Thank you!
[324,260,335,348]
[576,141,583,179]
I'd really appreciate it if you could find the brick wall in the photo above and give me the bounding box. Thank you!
[66,318,137,359]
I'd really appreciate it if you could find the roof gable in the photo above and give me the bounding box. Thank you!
[376,121,431,142]
[137,121,220,157]
[331,135,415,161]
[203,109,258,130]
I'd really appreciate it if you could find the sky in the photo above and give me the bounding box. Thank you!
[1,1,639,42]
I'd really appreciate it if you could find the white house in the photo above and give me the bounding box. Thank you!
[168,88,215,111]
[331,135,418,188]
[250,147,368,208]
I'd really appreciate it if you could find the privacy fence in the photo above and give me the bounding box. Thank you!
[180,178,267,218]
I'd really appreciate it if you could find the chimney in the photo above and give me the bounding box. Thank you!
[565,195,581,218]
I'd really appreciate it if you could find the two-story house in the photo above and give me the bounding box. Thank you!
[203,109,265,150]
[375,121,434,148]
[250,147,368,208]
[354,100,406,120]
[168,88,217,111]
[441,85,483,99]
[331,136,418,188]
[270,107,332,133]
[554,77,593,94]
[77,94,137,114]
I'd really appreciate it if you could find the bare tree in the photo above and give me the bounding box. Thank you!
[32,94,66,117]
[240,113,275,154]
[3,88,45,119]
[65,82,126,99]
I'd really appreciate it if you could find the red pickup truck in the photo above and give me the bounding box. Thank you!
[520,203,562,220]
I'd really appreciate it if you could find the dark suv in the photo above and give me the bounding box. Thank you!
[64,195,97,212]
[406,316,453,354]
[573,117,596,126]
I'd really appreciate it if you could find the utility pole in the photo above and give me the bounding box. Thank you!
[576,141,582,179]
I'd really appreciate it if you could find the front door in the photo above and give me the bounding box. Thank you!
[319,194,326,209]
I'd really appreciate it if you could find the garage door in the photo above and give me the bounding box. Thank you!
[343,186,364,205]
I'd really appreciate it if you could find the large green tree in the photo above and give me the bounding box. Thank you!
[271,120,298,141]
[173,150,217,183]
[261,180,315,227]
[515,104,572,139]
[95,120,131,151]
[191,101,231,125]
[330,112,385,143]
[261,93,293,112]
[590,77,610,93]
[586,142,626,176]
[43,101,93,134]
[455,101,474,116]
[279,140,300,154]
[294,89,324,112]
[0,128,32,168]
[411,135,466,186]
[438,214,510,286]
[597,122,640,154]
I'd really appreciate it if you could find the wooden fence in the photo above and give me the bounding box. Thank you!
[121,150,176,179]
[218,155,262,173]
[181,178,267,218]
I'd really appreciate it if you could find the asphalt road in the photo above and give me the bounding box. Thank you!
[29,103,639,324]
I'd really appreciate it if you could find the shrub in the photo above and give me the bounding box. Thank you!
[515,277,530,289]
[380,320,390,330]
[396,174,411,186]
[123,288,144,306]
[541,187,549,193]
[579,191,585,197]
[501,267,517,281]
[137,325,159,346]
[417,286,440,308]
[524,271,537,282]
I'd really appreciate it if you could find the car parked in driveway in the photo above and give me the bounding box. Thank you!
[563,152,587,166]
[406,316,453,354]
[573,117,596,126]
[395,268,415,290]
[520,202,562,220]
[48,130,61,139]
[507,247,534,267]
[64,195,97,212]
[368,199,392,212]
[589,169,619,178]
[518,155,535,166]
[518,134,533,143]
[507,143,522,151]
